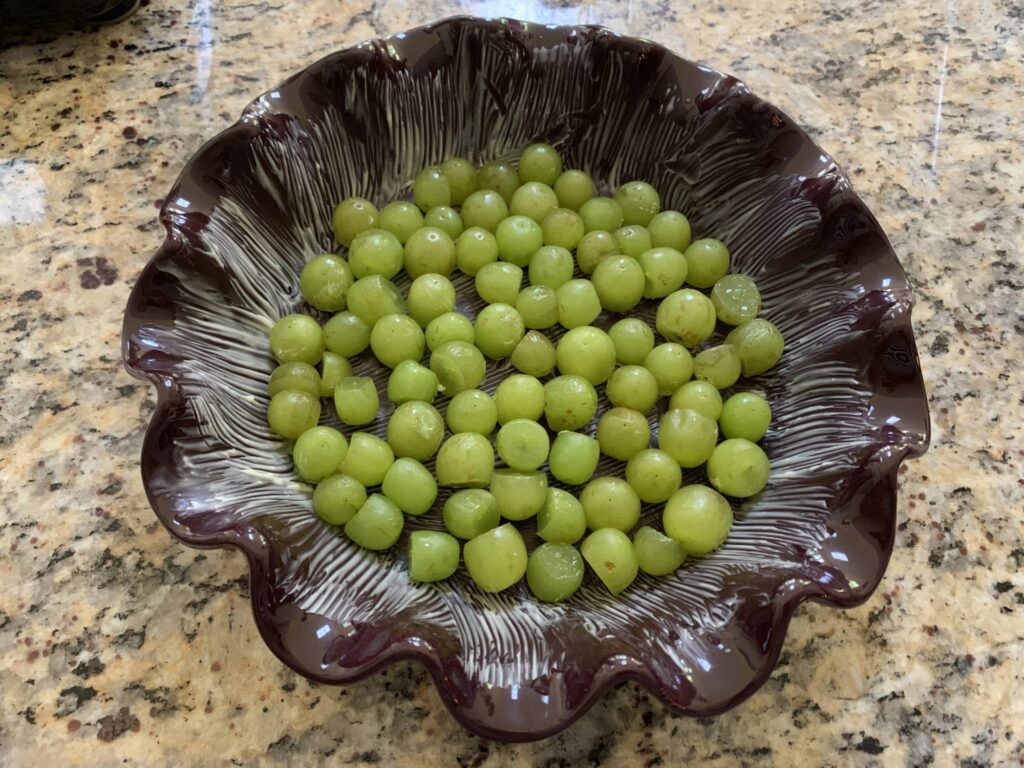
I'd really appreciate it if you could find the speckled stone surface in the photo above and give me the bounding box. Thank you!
[1,0,1022,764]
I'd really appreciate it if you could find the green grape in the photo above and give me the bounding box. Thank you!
[655,288,716,347]
[339,432,394,487]
[348,229,404,279]
[346,275,407,326]
[424,205,464,240]
[544,375,598,431]
[581,528,638,594]
[323,311,371,357]
[693,344,742,389]
[527,543,584,602]
[379,200,424,244]
[370,314,425,369]
[684,238,730,288]
[413,166,451,211]
[541,207,585,250]
[555,279,601,329]
[575,230,620,274]
[408,530,460,582]
[435,433,494,487]
[647,210,692,252]
[495,215,543,267]
[443,489,500,539]
[528,245,574,288]
[269,361,320,398]
[475,262,523,305]
[614,181,660,226]
[659,408,718,468]
[293,426,348,483]
[430,340,486,395]
[476,160,520,204]
[319,351,353,397]
[536,488,587,544]
[267,390,321,439]
[474,303,525,359]
[463,523,527,592]
[556,326,616,385]
[663,484,733,554]
[515,285,559,329]
[625,449,681,503]
[553,169,595,211]
[387,360,438,404]
[638,246,688,298]
[382,457,438,515]
[490,470,548,521]
[440,157,478,205]
[519,142,563,185]
[607,318,655,365]
[455,227,499,275]
[386,401,444,461]
[333,376,379,425]
[548,430,600,485]
[446,389,497,435]
[494,374,545,424]
[332,196,378,246]
[578,197,623,233]
[270,314,324,365]
[711,274,761,325]
[725,319,784,376]
[707,438,770,498]
[344,493,403,550]
[511,330,557,377]
[510,181,559,223]
[613,225,653,259]
[300,254,353,311]
[404,226,457,278]
[425,312,475,351]
[669,380,723,420]
[596,408,651,461]
[592,255,646,312]
[313,473,367,525]
[633,526,686,576]
[720,392,772,442]
[461,189,509,233]
[644,343,694,395]
[496,419,550,471]
[407,274,456,328]
[606,366,659,412]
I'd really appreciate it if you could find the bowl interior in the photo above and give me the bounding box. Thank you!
[124,17,929,740]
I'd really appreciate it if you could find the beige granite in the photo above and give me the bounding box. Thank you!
[1,0,1022,764]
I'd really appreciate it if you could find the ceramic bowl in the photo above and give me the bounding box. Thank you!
[122,16,930,741]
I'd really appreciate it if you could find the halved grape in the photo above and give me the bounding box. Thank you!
[408,530,460,582]
[527,543,584,602]
[435,433,494,487]
[581,528,638,594]
[706,438,770,498]
[711,274,761,325]
[511,330,557,377]
[692,344,742,390]
[300,254,353,311]
[382,457,438,515]
[443,489,499,539]
[344,494,403,550]
[490,470,548,521]
[270,314,324,365]
[332,196,378,246]
[463,524,527,592]
[548,431,600,485]
[634,526,686,576]
[581,477,641,531]
[658,408,718,468]
[536,487,587,544]
[663,485,733,554]
[338,432,394,487]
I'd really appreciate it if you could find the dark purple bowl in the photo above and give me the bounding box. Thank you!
[122,16,930,741]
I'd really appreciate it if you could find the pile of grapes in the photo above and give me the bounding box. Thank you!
[265,143,783,600]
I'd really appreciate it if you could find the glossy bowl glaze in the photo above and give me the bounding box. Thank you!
[122,16,930,741]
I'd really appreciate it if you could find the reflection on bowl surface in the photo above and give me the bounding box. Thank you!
[122,16,930,742]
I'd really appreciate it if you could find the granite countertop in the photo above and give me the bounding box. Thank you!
[1,0,1022,764]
